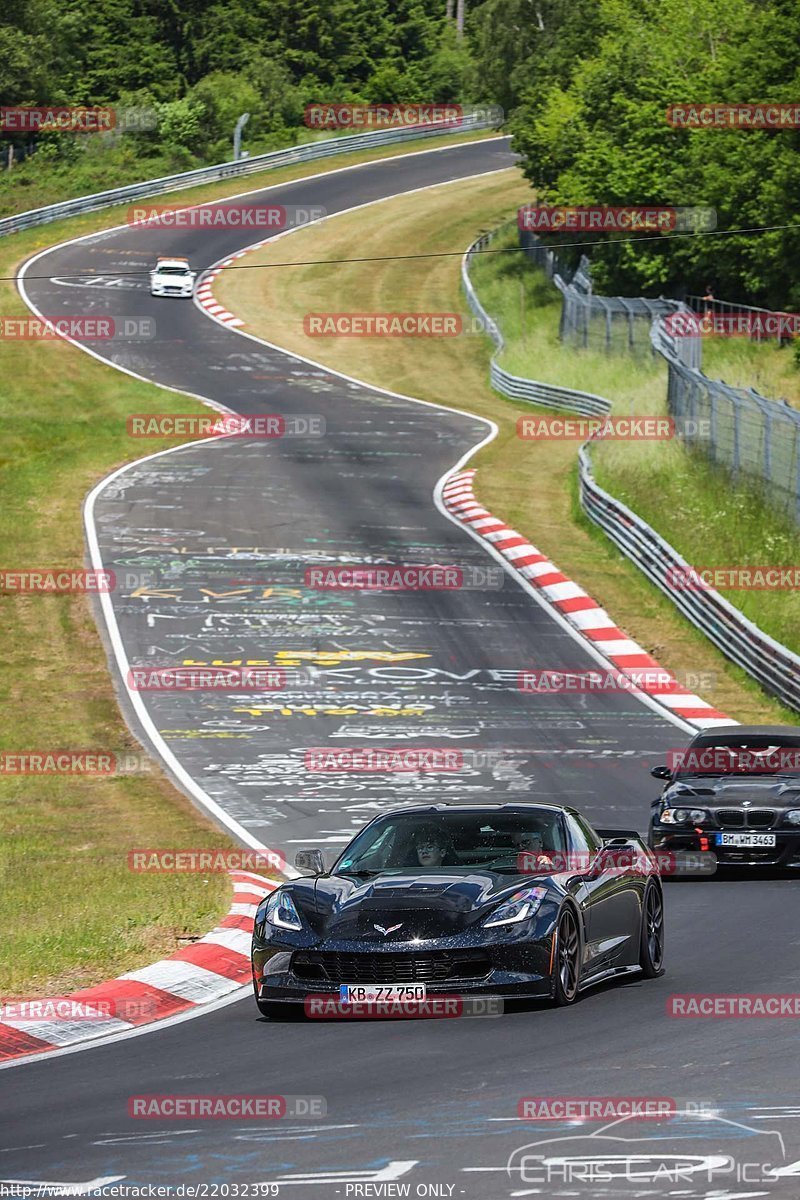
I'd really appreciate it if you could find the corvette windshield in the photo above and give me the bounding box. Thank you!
[335,810,568,873]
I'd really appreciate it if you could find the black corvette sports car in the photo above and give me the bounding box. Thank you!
[251,803,664,1016]
[649,725,800,867]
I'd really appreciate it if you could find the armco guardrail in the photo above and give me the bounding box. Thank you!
[0,112,497,239]
[463,224,800,715]
[579,444,800,712]
[462,231,609,417]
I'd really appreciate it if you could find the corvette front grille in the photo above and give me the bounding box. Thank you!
[291,950,492,984]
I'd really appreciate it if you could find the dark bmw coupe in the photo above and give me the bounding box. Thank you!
[649,725,800,867]
[251,803,665,1016]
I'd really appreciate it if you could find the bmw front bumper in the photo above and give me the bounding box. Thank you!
[651,823,800,867]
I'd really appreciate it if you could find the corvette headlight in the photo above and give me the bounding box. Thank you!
[785,810,800,825]
[661,808,707,824]
[258,889,303,933]
[483,887,548,928]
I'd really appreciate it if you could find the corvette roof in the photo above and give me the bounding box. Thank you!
[376,802,573,815]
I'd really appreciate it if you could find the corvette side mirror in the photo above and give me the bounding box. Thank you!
[295,848,325,874]
[650,765,672,781]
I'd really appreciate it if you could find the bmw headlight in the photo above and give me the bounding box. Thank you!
[255,889,303,935]
[785,810,800,826]
[661,808,707,824]
[483,886,548,929]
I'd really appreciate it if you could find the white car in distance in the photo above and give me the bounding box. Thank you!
[149,256,196,298]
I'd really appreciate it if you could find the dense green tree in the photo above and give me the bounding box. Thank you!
[506,0,800,306]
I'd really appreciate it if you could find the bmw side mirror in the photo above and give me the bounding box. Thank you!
[650,765,672,781]
[295,848,325,874]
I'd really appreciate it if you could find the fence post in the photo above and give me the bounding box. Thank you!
[731,391,741,476]
[708,384,717,463]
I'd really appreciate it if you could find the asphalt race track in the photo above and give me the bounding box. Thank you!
[5,138,800,1198]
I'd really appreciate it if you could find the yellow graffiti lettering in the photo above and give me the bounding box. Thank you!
[199,588,255,599]
[272,650,431,666]
[130,586,181,599]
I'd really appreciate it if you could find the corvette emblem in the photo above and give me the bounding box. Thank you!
[373,923,403,936]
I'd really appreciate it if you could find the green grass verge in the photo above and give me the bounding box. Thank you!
[0,129,489,996]
[467,229,800,662]
[702,334,800,409]
[0,250,239,998]
[215,174,791,725]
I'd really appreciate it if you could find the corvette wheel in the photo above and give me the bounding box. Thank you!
[552,906,581,1006]
[639,882,665,977]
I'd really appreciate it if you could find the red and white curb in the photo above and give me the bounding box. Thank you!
[442,470,730,729]
[195,244,274,327]
[0,870,276,1062]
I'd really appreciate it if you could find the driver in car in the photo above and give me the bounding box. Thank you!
[412,826,452,868]
[513,828,555,871]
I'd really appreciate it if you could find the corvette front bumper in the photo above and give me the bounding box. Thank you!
[252,937,556,1004]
